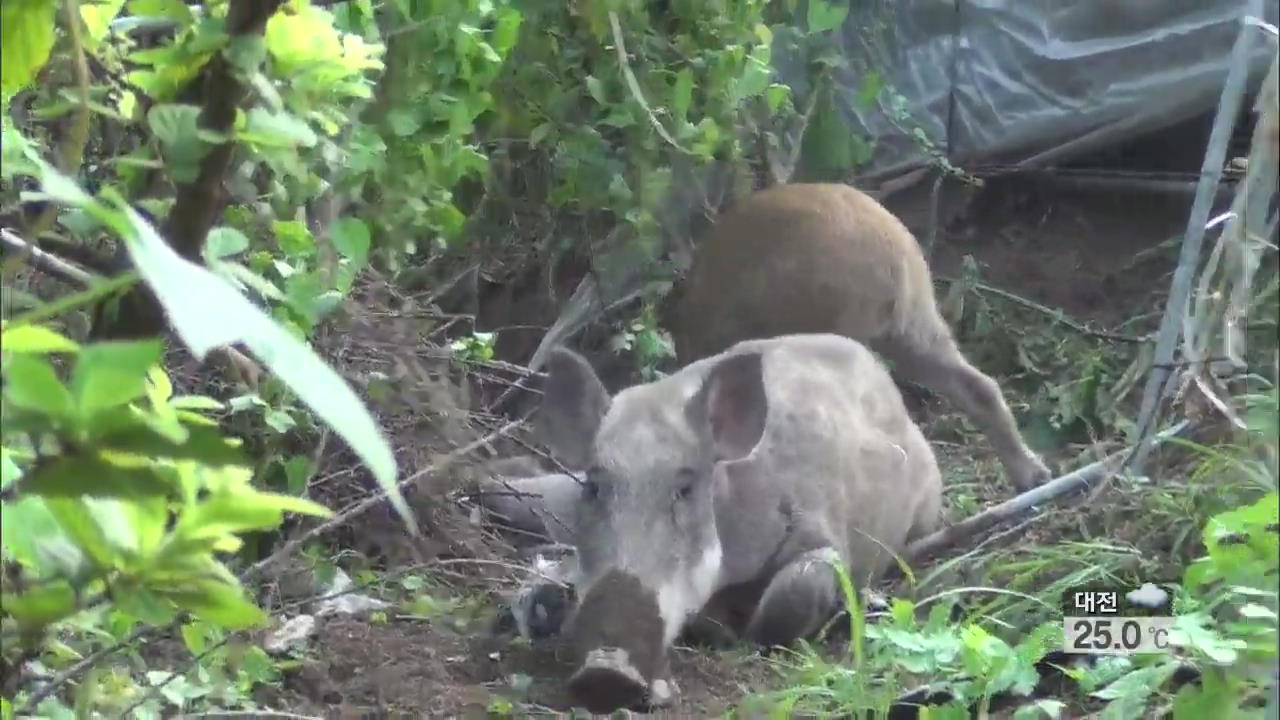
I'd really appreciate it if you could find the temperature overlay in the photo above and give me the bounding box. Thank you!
[1061,582,1177,655]
[1063,616,1174,655]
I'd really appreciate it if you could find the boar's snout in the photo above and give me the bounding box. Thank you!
[567,570,666,714]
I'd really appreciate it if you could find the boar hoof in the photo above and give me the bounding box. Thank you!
[567,647,648,715]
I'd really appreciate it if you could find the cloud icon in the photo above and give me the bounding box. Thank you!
[1127,583,1169,608]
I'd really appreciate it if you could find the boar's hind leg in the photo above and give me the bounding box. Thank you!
[744,547,843,649]
[875,328,1052,492]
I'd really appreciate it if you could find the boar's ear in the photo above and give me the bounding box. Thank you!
[537,347,610,469]
[687,351,768,462]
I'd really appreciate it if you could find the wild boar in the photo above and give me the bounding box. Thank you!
[532,333,943,714]
[663,182,1051,491]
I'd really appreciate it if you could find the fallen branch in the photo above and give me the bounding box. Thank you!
[906,420,1192,561]
[936,274,1151,344]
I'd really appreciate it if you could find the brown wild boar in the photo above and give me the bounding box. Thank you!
[526,333,943,714]
[663,182,1051,491]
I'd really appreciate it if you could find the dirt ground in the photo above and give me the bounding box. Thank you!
[244,172,1189,718]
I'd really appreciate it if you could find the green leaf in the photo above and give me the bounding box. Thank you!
[80,0,128,52]
[240,107,318,148]
[107,201,411,533]
[1,582,78,628]
[2,355,75,419]
[671,68,694,123]
[491,7,523,55]
[282,455,313,497]
[28,455,172,498]
[43,497,119,569]
[1,324,81,354]
[203,226,251,262]
[330,218,371,266]
[70,339,165,418]
[806,0,849,34]
[114,586,176,625]
[273,220,315,258]
[96,423,246,467]
[585,75,607,105]
[1,0,58,94]
[855,71,883,110]
[764,83,790,113]
[147,104,207,183]
[0,495,64,572]
[125,0,193,24]
[223,34,267,77]
[158,577,266,629]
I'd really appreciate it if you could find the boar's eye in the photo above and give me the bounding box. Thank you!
[674,467,698,501]
[582,468,604,501]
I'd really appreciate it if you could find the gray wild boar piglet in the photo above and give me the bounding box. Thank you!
[535,333,943,714]
[664,182,1052,492]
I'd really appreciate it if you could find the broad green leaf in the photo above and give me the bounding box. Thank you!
[108,203,410,532]
[806,0,849,34]
[0,495,63,571]
[43,497,117,569]
[671,68,693,122]
[80,0,128,52]
[764,83,790,113]
[1,582,78,627]
[282,455,313,497]
[179,621,207,655]
[31,536,88,581]
[240,107,317,148]
[223,34,267,76]
[114,586,176,625]
[145,364,172,405]
[147,104,207,183]
[273,220,316,258]
[0,450,20,489]
[855,71,883,110]
[203,226,251,262]
[491,7,523,55]
[29,455,172,498]
[125,0,193,24]
[96,423,245,467]
[330,217,370,266]
[585,75,607,105]
[168,395,224,411]
[159,577,267,629]
[1,0,58,94]
[1,324,81,354]
[2,355,75,419]
[70,339,164,417]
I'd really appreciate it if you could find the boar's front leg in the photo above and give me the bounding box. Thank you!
[743,547,844,649]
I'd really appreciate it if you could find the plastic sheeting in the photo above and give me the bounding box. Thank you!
[788,0,1280,182]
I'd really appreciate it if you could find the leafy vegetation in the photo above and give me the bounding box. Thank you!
[2,0,1276,718]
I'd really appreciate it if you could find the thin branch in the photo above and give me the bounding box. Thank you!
[905,421,1192,561]
[26,0,93,241]
[0,229,261,387]
[607,11,693,156]
[0,228,92,285]
[241,416,528,582]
